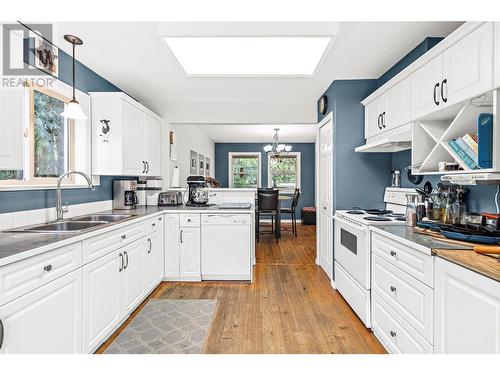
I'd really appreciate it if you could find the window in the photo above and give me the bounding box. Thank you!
[228,152,261,188]
[0,84,81,187]
[268,152,301,192]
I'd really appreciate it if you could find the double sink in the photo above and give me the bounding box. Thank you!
[6,214,136,234]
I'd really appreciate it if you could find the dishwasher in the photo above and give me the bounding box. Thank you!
[201,213,252,281]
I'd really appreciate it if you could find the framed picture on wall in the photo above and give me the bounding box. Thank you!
[199,154,205,175]
[205,157,211,176]
[169,131,177,161]
[34,36,59,77]
[190,151,198,174]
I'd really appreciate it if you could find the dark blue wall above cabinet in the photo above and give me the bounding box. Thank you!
[214,143,315,218]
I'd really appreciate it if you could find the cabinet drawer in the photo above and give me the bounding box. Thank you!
[180,214,200,227]
[372,232,433,287]
[143,215,162,234]
[372,254,433,342]
[0,242,82,306]
[372,294,433,354]
[82,222,145,264]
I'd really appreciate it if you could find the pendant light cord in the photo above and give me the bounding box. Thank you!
[72,42,76,100]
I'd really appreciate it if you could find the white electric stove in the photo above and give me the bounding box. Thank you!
[333,187,416,328]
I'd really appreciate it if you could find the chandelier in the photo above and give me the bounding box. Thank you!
[263,128,292,155]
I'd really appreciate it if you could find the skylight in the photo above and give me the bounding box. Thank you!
[163,37,332,76]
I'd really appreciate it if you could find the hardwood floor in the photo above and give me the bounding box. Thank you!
[96,224,385,354]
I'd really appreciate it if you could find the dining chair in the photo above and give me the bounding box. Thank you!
[256,188,279,243]
[280,188,301,237]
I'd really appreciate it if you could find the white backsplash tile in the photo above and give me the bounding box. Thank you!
[12,211,29,228]
[0,213,13,231]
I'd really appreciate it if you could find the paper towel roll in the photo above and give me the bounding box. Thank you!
[171,166,180,187]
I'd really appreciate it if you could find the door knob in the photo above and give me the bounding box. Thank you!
[43,264,53,272]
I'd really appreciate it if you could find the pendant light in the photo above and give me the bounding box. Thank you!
[61,34,87,120]
[264,128,292,156]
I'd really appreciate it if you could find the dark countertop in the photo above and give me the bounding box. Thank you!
[0,204,254,266]
[371,225,500,282]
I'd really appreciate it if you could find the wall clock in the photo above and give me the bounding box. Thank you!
[319,95,328,115]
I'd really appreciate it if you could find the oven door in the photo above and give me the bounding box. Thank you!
[334,215,370,289]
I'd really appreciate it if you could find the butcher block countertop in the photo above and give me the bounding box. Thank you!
[432,248,500,282]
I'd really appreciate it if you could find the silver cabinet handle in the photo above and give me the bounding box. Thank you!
[390,286,397,292]
[147,238,152,254]
[43,264,53,272]
[390,330,396,337]
[0,318,4,350]
[390,251,397,257]
[158,217,162,221]
[142,161,146,174]
[124,251,129,269]
[152,222,156,227]
[187,218,191,222]
[121,234,126,240]
[180,230,183,244]
[119,253,124,272]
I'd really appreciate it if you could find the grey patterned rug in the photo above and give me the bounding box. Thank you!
[104,299,217,354]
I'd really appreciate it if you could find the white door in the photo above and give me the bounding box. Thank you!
[442,22,493,107]
[164,214,180,279]
[410,55,443,119]
[384,77,410,130]
[495,22,500,88]
[121,239,146,314]
[122,101,145,175]
[82,250,122,353]
[0,269,82,354]
[179,227,201,281]
[434,257,500,354]
[0,88,24,170]
[317,114,333,280]
[364,96,384,139]
[144,114,161,176]
[144,229,163,292]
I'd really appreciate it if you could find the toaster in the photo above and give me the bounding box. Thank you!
[158,191,184,206]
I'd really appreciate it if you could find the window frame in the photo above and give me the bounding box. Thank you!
[228,152,262,189]
[267,152,301,192]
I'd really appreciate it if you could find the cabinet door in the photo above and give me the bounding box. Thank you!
[144,228,164,292]
[179,227,201,280]
[384,77,410,130]
[144,114,161,176]
[122,102,145,175]
[364,97,383,139]
[0,269,82,354]
[0,88,24,170]
[121,239,146,314]
[443,22,493,107]
[82,250,122,353]
[495,22,500,88]
[164,214,180,279]
[410,55,443,120]
[434,257,500,354]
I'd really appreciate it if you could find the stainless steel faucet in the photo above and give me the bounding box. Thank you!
[56,171,95,221]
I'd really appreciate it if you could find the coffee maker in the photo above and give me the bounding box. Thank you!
[186,176,210,206]
[113,180,138,210]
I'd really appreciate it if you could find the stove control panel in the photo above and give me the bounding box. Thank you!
[384,187,417,205]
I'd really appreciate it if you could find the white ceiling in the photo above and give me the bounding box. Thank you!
[52,21,463,125]
[188,123,317,143]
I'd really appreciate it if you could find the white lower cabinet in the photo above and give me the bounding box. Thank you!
[82,250,122,353]
[0,269,82,354]
[144,226,164,291]
[164,214,201,281]
[120,239,146,314]
[434,257,500,354]
[179,227,201,281]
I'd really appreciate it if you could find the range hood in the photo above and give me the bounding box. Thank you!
[355,124,412,153]
[441,172,500,185]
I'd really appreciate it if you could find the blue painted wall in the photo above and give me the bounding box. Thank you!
[0,29,128,214]
[318,80,393,211]
[214,143,315,218]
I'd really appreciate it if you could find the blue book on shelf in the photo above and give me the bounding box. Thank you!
[455,137,478,164]
[448,140,479,170]
[478,113,493,168]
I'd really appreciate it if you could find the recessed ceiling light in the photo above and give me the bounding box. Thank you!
[163,36,332,76]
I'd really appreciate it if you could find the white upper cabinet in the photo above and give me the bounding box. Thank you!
[434,257,500,354]
[410,55,444,119]
[0,88,24,170]
[495,22,500,88]
[91,92,162,177]
[364,95,385,139]
[384,77,411,130]
[442,22,493,107]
